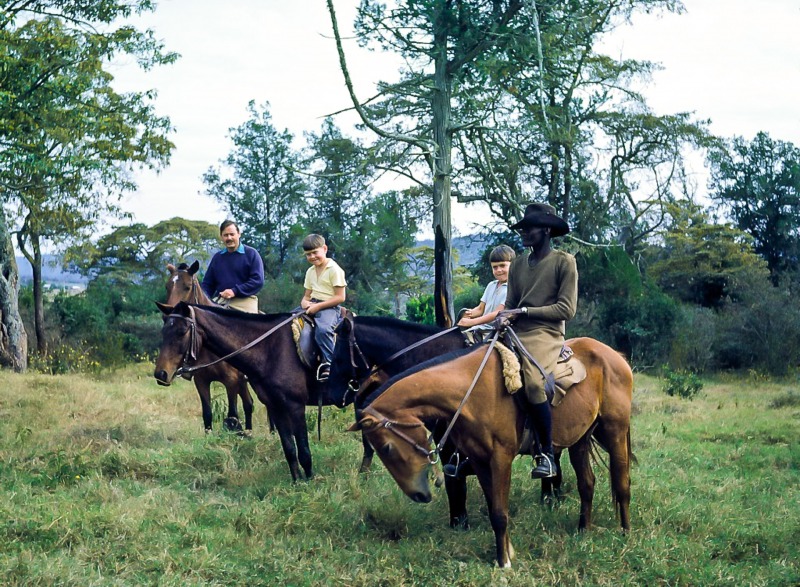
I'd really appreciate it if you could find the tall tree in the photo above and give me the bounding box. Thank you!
[708,132,800,283]
[453,0,712,252]
[327,0,526,327]
[0,0,174,368]
[202,101,306,278]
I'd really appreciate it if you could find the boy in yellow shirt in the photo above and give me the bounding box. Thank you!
[300,234,347,381]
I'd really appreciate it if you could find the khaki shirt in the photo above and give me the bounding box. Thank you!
[303,259,347,301]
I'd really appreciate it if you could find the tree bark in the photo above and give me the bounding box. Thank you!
[431,16,454,328]
[0,214,28,371]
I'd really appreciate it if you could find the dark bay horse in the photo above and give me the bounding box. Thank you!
[154,302,319,481]
[350,337,633,567]
[163,261,254,433]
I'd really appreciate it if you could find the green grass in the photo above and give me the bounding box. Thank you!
[0,364,798,586]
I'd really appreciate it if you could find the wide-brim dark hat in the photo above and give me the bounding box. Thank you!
[510,202,570,237]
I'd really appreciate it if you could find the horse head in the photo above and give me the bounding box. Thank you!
[154,302,201,386]
[164,260,203,306]
[349,405,433,503]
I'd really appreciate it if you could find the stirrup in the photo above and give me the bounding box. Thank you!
[531,453,556,479]
[316,362,330,382]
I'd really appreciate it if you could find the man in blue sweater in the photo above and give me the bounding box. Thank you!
[201,220,264,313]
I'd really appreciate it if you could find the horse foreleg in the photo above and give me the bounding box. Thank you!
[444,474,469,530]
[568,435,595,531]
[540,449,564,507]
[194,378,214,432]
[290,405,314,480]
[475,458,514,568]
[223,379,243,432]
[239,377,255,431]
[359,431,374,473]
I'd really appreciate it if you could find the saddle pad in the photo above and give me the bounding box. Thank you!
[291,316,318,369]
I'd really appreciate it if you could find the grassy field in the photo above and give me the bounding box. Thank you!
[0,363,798,586]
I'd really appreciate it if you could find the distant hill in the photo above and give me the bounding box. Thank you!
[16,255,87,287]
[416,234,495,268]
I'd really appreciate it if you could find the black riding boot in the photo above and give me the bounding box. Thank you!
[529,400,556,479]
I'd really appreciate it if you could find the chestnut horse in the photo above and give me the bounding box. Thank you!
[162,261,254,433]
[154,302,318,481]
[329,315,576,518]
[351,337,633,568]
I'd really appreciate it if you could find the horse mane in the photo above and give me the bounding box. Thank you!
[177,301,291,323]
[176,262,191,271]
[361,344,485,407]
[356,315,444,336]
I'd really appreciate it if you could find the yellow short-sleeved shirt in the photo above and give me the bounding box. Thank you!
[304,259,347,301]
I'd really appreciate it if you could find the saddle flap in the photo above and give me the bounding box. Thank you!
[551,351,587,407]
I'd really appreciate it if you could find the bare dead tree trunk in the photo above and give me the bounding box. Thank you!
[431,18,454,328]
[0,214,28,371]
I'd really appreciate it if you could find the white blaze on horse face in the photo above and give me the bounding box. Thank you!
[171,275,179,283]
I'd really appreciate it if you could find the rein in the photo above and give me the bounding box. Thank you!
[173,308,303,377]
[360,329,501,465]
[433,328,501,458]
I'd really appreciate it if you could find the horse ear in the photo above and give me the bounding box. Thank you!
[155,301,174,315]
[189,260,200,275]
[166,263,176,272]
[349,414,378,432]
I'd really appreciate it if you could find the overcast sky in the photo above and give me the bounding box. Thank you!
[112,0,800,237]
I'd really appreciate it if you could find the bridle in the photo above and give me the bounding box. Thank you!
[361,405,438,464]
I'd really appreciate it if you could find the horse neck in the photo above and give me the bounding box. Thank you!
[357,319,460,367]
[371,347,512,427]
[193,308,285,360]
[190,276,214,305]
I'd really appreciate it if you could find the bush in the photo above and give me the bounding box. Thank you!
[669,305,717,373]
[406,294,435,324]
[661,367,703,399]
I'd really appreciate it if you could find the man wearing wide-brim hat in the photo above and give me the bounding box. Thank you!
[499,202,578,479]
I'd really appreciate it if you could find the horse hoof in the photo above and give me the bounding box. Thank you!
[223,417,243,432]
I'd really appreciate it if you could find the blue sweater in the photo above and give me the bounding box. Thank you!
[200,244,265,298]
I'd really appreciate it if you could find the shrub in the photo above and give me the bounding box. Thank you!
[661,367,703,399]
[406,294,435,324]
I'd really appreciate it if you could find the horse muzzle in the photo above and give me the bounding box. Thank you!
[153,369,173,386]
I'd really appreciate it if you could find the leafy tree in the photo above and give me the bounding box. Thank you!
[454,1,713,253]
[0,0,174,369]
[708,132,800,283]
[65,218,219,281]
[647,201,769,307]
[203,101,306,277]
[327,0,528,326]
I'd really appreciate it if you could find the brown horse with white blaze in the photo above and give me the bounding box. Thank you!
[162,261,254,433]
[351,336,633,568]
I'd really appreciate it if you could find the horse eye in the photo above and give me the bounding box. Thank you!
[379,443,394,457]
